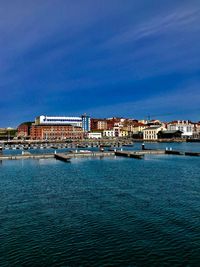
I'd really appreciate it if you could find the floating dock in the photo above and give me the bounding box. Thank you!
[68,151,115,158]
[0,152,115,161]
[0,154,54,160]
[184,151,200,156]
[165,150,184,155]
[55,153,71,162]
[115,151,144,159]
[0,149,199,162]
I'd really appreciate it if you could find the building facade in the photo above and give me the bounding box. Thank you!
[103,130,115,138]
[35,115,82,127]
[127,122,147,133]
[90,119,108,131]
[157,130,182,139]
[30,125,83,140]
[167,120,194,138]
[17,122,33,139]
[0,128,17,140]
[193,123,200,138]
[81,114,91,132]
[143,126,165,140]
[35,115,91,132]
[87,132,102,139]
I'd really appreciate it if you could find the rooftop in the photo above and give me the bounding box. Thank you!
[143,126,162,130]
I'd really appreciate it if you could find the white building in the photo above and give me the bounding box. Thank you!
[87,132,102,139]
[35,115,82,127]
[167,120,194,138]
[143,126,165,140]
[103,130,115,138]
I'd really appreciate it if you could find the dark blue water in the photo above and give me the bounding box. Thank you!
[0,144,200,266]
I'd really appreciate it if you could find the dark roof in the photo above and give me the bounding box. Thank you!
[18,121,33,127]
[143,126,161,130]
[159,130,183,134]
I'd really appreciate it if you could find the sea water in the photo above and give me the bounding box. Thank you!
[0,144,200,266]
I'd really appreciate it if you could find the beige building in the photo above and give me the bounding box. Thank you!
[97,120,107,130]
[113,127,129,137]
[120,129,129,137]
[127,123,147,133]
[193,123,200,138]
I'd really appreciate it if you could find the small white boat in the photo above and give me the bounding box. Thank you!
[79,150,92,153]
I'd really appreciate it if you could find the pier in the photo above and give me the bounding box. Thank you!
[0,151,115,161]
[115,151,144,159]
[0,149,199,162]
[68,151,115,158]
[165,150,184,155]
[184,151,200,156]
[0,154,54,160]
[55,153,71,162]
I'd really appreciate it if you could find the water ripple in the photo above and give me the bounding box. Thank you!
[0,154,200,266]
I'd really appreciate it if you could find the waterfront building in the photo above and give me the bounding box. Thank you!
[35,115,91,132]
[30,124,83,140]
[132,131,143,139]
[17,122,33,139]
[35,115,82,127]
[103,130,115,138]
[113,126,120,137]
[143,126,166,140]
[167,120,194,138]
[157,130,182,139]
[119,129,129,137]
[193,122,200,138]
[127,122,147,133]
[97,120,107,130]
[0,128,17,140]
[90,117,130,131]
[106,117,123,129]
[90,119,108,131]
[113,126,129,138]
[81,114,91,132]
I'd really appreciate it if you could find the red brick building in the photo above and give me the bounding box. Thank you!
[30,124,83,140]
[17,122,33,139]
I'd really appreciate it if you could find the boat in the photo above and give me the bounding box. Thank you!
[79,150,92,153]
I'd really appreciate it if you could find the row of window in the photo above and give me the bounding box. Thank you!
[144,134,157,139]
[44,119,82,122]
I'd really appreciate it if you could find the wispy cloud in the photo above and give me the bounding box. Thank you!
[103,7,200,47]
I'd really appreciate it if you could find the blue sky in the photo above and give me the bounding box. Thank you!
[0,0,200,127]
